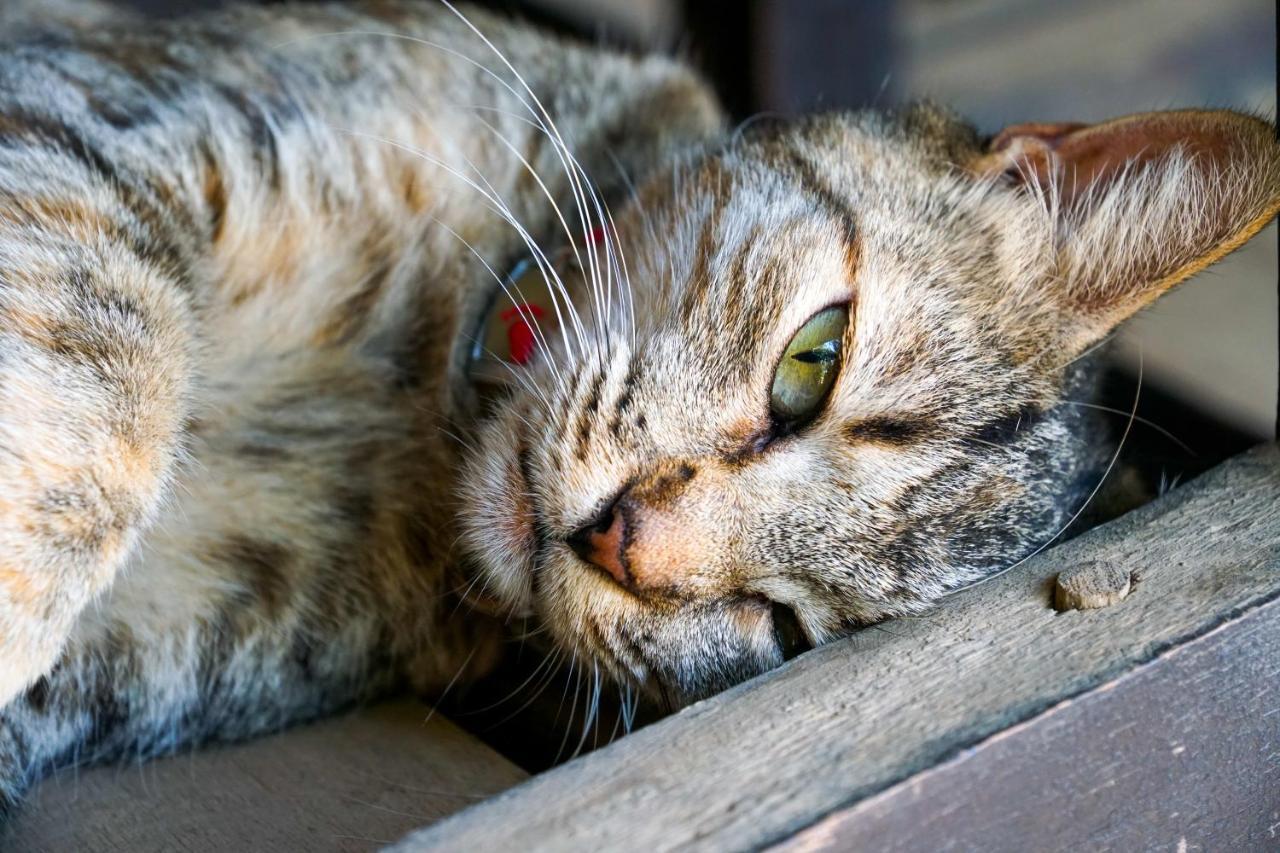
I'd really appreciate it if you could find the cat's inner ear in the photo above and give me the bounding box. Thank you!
[972,110,1280,352]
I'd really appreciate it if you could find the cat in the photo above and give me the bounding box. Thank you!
[0,0,1277,822]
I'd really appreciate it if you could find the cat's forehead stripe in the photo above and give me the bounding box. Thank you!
[784,147,858,249]
[678,189,731,317]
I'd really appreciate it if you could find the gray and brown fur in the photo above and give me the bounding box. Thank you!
[464,105,1280,705]
[0,0,1277,823]
[0,0,719,818]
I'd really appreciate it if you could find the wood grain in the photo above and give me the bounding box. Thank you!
[394,443,1280,852]
[776,596,1280,852]
[5,702,527,853]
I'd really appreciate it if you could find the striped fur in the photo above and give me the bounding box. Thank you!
[0,1,719,818]
[0,0,1277,823]
[462,107,1280,705]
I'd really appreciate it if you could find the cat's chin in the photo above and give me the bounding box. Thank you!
[458,409,538,619]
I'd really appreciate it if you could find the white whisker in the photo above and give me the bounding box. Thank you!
[439,0,622,361]
[426,216,567,398]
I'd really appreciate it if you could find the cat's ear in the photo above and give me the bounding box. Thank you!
[972,109,1280,352]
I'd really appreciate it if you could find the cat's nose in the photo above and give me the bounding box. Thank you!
[566,503,630,587]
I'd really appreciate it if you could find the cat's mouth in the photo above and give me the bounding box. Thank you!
[460,401,813,705]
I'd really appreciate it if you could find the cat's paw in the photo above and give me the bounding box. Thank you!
[0,335,152,706]
[0,246,194,707]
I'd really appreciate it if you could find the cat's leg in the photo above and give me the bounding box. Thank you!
[0,502,501,823]
[0,231,195,711]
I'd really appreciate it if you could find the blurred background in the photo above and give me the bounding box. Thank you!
[126,0,1277,445]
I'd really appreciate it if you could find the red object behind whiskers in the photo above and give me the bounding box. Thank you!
[500,303,545,365]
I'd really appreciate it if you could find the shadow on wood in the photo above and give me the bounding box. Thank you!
[5,702,527,852]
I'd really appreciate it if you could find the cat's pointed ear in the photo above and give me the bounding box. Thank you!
[972,110,1280,352]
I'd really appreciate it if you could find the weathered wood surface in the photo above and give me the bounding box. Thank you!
[777,596,1280,852]
[5,702,527,852]
[395,443,1280,852]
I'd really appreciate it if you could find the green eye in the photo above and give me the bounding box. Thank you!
[770,305,849,423]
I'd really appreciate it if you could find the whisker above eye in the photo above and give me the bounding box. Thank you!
[439,3,608,320]
[426,216,566,399]
[465,111,633,372]
[469,115,591,341]
[317,24,627,371]
[277,17,640,368]
[434,136,589,367]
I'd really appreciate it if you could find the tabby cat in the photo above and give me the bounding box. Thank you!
[0,0,1277,820]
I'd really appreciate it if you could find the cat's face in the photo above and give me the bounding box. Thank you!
[461,105,1280,704]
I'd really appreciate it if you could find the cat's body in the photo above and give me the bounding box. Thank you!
[0,1,719,815]
[1,0,1278,823]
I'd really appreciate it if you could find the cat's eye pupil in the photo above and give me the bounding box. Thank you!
[769,305,850,426]
[790,340,840,365]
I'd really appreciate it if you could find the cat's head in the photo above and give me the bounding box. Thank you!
[460,102,1280,705]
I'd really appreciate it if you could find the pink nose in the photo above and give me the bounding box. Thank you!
[567,505,630,586]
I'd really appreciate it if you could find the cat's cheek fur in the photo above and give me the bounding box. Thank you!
[460,412,537,617]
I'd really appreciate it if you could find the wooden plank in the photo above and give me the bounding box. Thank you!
[5,702,527,853]
[393,443,1280,852]
[776,596,1280,852]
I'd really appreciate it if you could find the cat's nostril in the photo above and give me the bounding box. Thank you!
[566,505,630,587]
